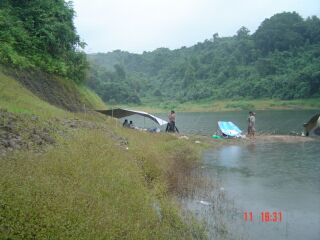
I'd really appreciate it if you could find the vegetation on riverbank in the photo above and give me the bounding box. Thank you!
[0,1,211,237]
[0,0,87,83]
[1,127,206,239]
[107,98,320,113]
[2,1,317,239]
[87,12,320,104]
[0,70,209,239]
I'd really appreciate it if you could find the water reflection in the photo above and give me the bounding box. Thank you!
[200,141,320,240]
[246,143,256,153]
[218,145,242,167]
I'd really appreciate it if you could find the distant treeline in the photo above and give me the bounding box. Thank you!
[0,0,87,83]
[87,12,320,104]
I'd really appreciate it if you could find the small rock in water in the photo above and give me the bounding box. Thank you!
[198,200,211,206]
[220,187,225,191]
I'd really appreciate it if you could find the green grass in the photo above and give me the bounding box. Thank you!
[0,129,205,240]
[0,69,206,239]
[0,70,106,118]
[0,71,67,118]
[110,98,320,113]
[77,85,106,110]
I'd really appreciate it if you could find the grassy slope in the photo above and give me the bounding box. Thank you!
[0,71,205,239]
[77,85,107,110]
[0,71,67,118]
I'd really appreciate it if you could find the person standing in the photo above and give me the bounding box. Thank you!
[247,111,256,138]
[166,110,178,132]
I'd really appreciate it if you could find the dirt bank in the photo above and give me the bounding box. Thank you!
[4,68,92,112]
[0,108,129,157]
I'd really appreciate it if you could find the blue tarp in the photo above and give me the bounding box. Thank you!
[217,121,242,137]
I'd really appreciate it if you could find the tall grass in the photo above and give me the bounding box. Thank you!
[77,85,106,110]
[0,67,217,239]
[0,128,206,239]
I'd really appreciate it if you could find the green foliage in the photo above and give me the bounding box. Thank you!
[225,101,255,110]
[0,0,87,83]
[254,12,305,53]
[87,63,141,104]
[87,12,320,104]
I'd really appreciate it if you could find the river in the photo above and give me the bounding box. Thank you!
[126,109,317,135]
[124,110,320,239]
[201,141,320,240]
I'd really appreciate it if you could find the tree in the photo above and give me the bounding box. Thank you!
[0,0,87,83]
[254,12,305,54]
[86,11,320,103]
[236,26,250,38]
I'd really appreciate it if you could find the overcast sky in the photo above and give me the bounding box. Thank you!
[73,0,320,54]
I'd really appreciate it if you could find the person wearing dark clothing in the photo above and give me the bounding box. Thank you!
[123,119,129,128]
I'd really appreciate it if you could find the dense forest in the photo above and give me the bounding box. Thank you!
[87,12,320,104]
[0,0,87,83]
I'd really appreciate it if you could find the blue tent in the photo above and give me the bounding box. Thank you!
[217,121,242,138]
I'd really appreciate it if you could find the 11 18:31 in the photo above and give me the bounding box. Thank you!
[243,211,283,222]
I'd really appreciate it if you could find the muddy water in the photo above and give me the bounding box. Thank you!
[125,110,319,238]
[199,140,320,239]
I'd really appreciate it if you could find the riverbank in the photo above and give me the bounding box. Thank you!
[1,119,208,239]
[2,108,315,239]
[0,71,208,239]
[109,98,320,113]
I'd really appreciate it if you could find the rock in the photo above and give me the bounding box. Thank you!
[31,115,38,121]
[8,139,17,148]
[198,200,211,206]
[32,134,43,145]
[2,140,10,148]
[3,125,13,131]
[179,135,189,140]
[41,134,55,144]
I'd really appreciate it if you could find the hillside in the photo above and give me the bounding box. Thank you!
[0,1,209,239]
[0,68,210,239]
[87,12,320,104]
[0,0,87,83]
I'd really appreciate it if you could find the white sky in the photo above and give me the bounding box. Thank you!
[73,0,320,54]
